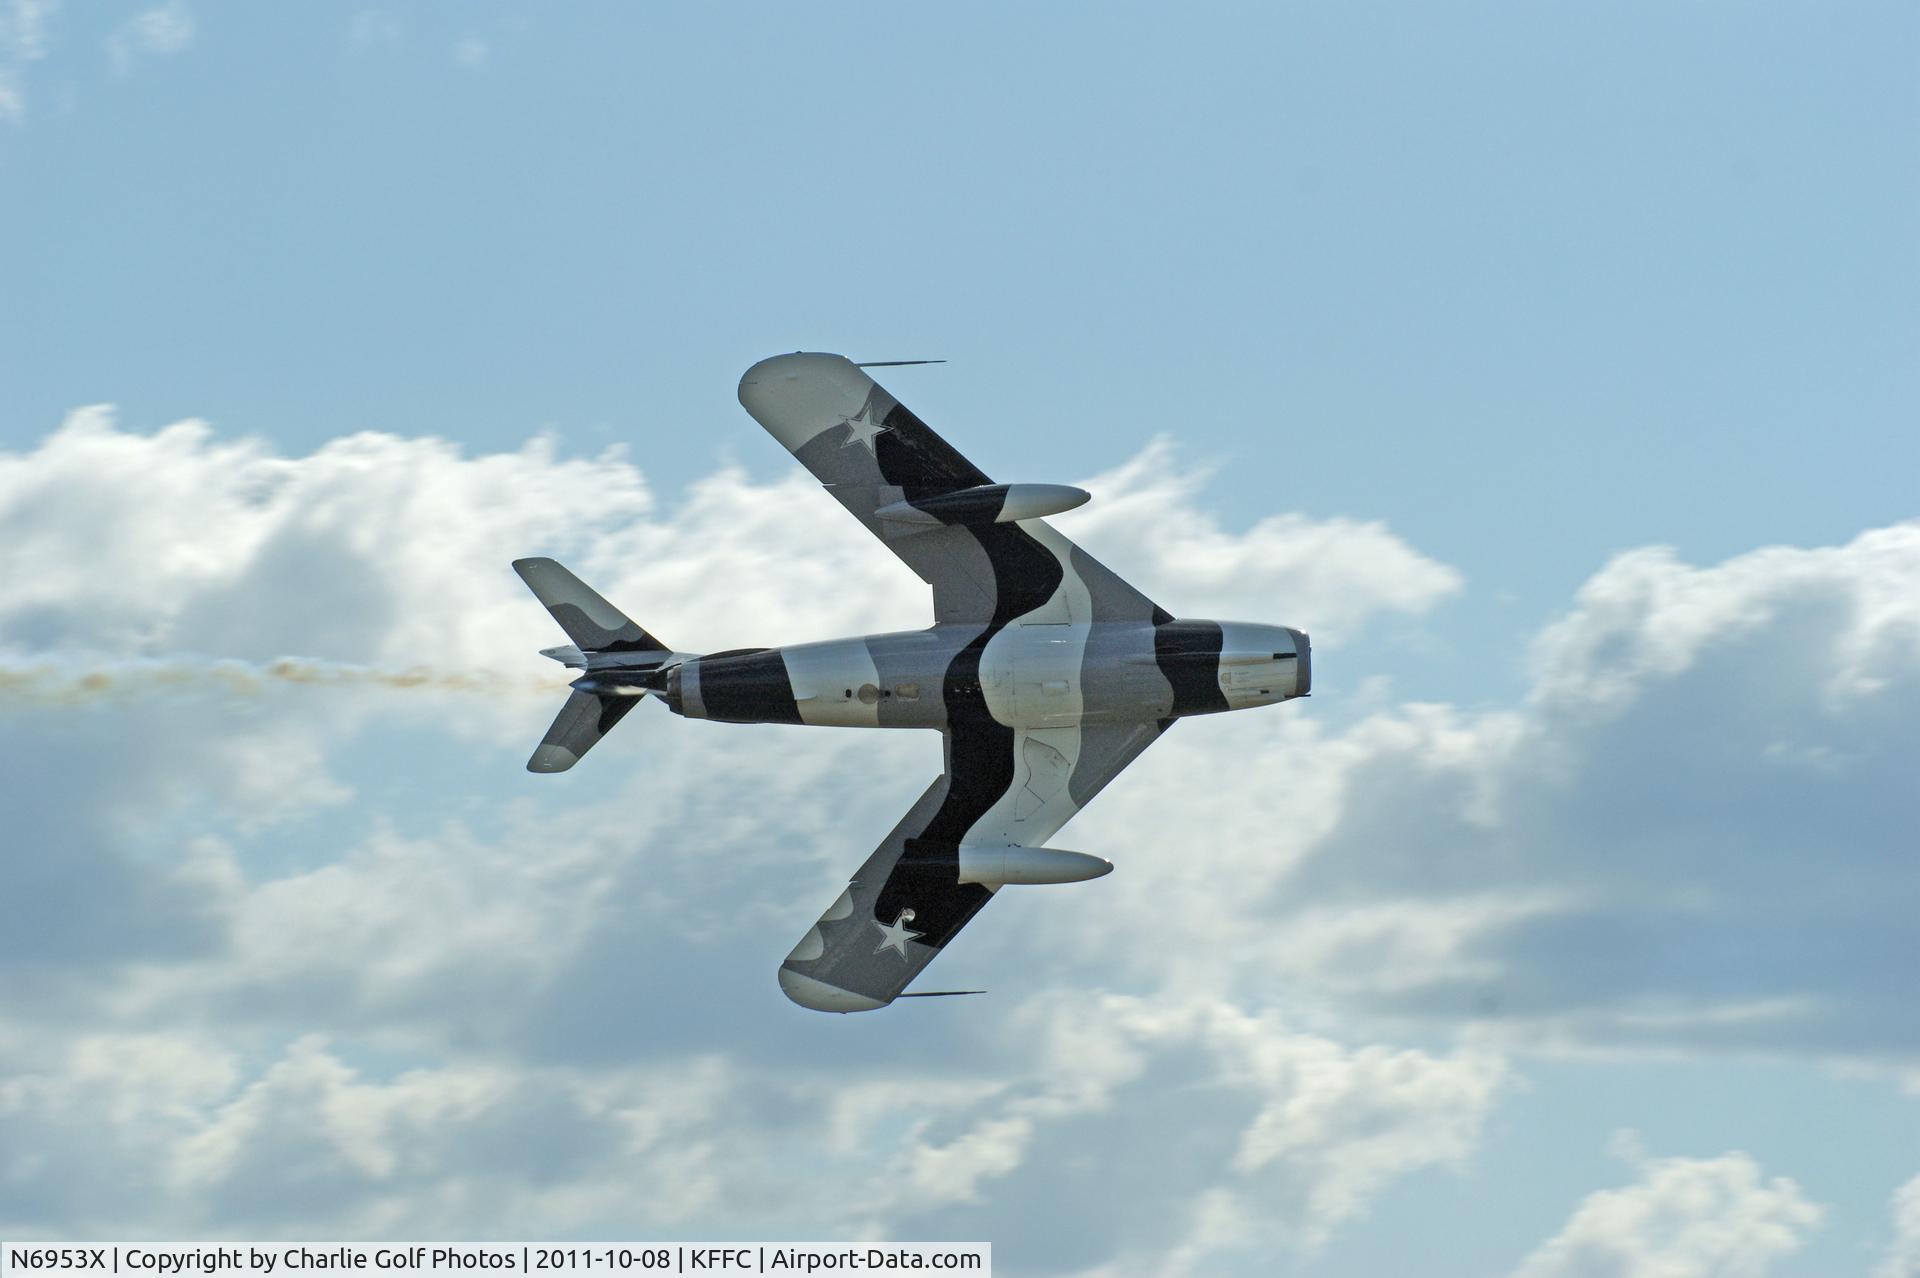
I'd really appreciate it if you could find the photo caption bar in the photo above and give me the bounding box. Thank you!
[0,1246,988,1278]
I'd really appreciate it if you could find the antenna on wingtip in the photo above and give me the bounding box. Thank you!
[856,359,947,367]
[896,990,986,998]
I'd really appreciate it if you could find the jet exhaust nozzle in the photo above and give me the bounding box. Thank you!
[569,671,666,697]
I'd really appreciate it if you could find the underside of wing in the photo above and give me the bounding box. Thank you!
[738,353,1167,629]
[777,717,1171,1012]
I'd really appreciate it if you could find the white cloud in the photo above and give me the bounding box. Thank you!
[0,408,1450,678]
[0,411,648,676]
[1070,438,1462,642]
[0,0,59,123]
[0,411,1466,1043]
[1510,1139,1822,1278]
[1879,1173,1920,1278]
[2,407,1914,1261]
[0,997,1501,1257]
[0,410,1485,1255]
[1064,520,1920,1057]
[863,993,1504,1265]
[1527,529,1920,716]
[105,1,193,74]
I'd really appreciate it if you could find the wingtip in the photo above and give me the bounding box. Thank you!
[737,354,875,439]
[778,965,889,1013]
[526,744,578,773]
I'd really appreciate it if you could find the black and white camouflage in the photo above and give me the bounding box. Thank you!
[514,353,1310,1012]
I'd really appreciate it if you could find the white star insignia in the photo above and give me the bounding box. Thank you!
[836,403,891,455]
[872,908,922,959]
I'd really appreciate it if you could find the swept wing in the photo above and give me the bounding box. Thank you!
[737,354,1172,1009]
[737,353,1168,629]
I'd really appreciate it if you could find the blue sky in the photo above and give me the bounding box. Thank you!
[2,3,1918,1274]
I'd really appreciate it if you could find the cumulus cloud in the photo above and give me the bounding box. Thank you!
[0,1000,1501,1257]
[1510,1138,1822,1278]
[1068,439,1462,642]
[0,410,1462,1036]
[1528,530,1920,715]
[105,1,193,74]
[1064,522,1920,1057]
[0,409,1477,1258]
[0,409,1451,676]
[1880,1174,1920,1278]
[1,408,1912,1261]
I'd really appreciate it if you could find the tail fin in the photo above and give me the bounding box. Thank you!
[514,557,668,772]
[529,688,641,773]
[512,558,667,654]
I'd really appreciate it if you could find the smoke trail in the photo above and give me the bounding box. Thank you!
[0,657,563,707]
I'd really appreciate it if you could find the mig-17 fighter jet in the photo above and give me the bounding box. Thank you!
[514,353,1310,1012]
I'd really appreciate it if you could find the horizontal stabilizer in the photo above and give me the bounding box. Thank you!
[513,558,666,654]
[528,688,641,772]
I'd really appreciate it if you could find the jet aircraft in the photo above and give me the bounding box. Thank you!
[514,353,1310,1012]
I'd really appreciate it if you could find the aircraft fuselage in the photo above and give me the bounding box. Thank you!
[658,619,1310,730]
